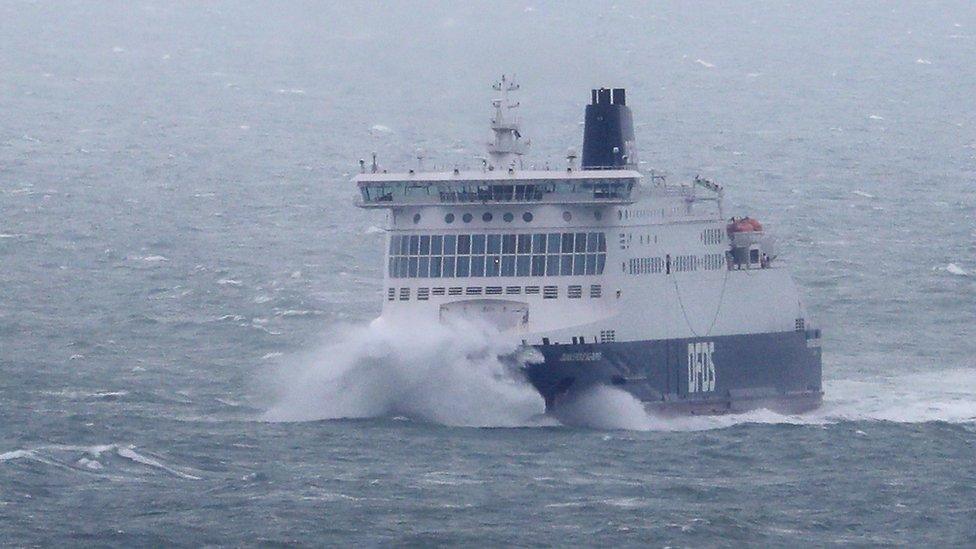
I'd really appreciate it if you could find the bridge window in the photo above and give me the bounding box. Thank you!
[361,177,636,205]
[388,232,607,279]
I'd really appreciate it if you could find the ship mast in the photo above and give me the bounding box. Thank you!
[486,75,530,169]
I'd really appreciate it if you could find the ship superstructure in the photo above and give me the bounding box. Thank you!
[355,80,822,414]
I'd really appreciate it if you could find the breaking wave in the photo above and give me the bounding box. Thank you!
[0,444,200,479]
[261,316,976,431]
[262,316,548,427]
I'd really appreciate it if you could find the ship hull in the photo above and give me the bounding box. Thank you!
[523,329,822,416]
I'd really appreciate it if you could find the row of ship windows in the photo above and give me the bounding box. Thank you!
[387,284,603,301]
[390,232,607,256]
[626,253,727,275]
[390,254,607,278]
[412,210,604,224]
[541,330,617,346]
[621,229,724,250]
[701,228,724,245]
[389,232,608,279]
[361,180,635,205]
[618,208,670,220]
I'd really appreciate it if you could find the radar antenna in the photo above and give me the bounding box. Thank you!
[486,75,530,169]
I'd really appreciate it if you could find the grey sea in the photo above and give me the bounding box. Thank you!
[2,1,975,546]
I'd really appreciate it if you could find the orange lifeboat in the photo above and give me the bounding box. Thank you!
[727,217,763,234]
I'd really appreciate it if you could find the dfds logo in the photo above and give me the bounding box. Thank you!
[687,342,716,393]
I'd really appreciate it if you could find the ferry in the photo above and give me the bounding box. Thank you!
[354,78,822,415]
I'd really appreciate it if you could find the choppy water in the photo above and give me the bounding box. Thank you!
[2,1,975,546]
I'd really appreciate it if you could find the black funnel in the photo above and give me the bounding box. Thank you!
[581,88,637,169]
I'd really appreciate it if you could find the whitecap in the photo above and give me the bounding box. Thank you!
[370,124,393,134]
[217,314,246,322]
[946,263,969,276]
[261,352,283,360]
[695,59,715,68]
[277,309,322,317]
[137,255,169,262]
[116,446,201,480]
[92,391,128,399]
[545,501,586,508]
[601,497,648,509]
[76,457,103,470]
[0,449,32,462]
[217,279,243,287]
[868,114,885,120]
[851,190,875,198]
[916,58,932,64]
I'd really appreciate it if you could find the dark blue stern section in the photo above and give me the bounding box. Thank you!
[524,330,823,415]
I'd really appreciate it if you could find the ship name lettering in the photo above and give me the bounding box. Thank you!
[687,342,716,393]
[559,352,602,362]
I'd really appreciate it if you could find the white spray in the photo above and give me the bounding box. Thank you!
[262,315,547,427]
[262,314,976,430]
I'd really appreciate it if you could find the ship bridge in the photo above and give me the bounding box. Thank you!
[355,169,640,208]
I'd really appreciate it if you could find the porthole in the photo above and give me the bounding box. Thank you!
[503,212,514,223]
[413,213,421,224]
[445,213,455,224]
[462,213,473,223]
[522,212,533,222]
[482,212,493,222]
[562,211,572,222]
